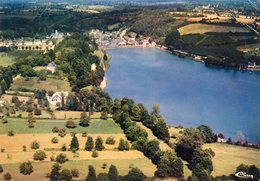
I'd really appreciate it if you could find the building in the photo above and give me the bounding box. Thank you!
[47,62,57,73]
[51,30,64,39]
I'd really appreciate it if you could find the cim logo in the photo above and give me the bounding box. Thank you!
[235,171,254,179]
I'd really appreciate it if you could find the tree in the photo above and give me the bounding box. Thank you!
[85,165,97,181]
[190,148,213,175]
[66,120,77,129]
[92,150,99,158]
[95,136,104,151]
[34,108,42,116]
[50,163,61,181]
[85,136,94,151]
[155,151,184,178]
[33,150,47,161]
[31,141,40,150]
[70,135,79,151]
[123,167,146,181]
[197,125,216,143]
[20,161,33,175]
[0,164,3,173]
[51,137,59,144]
[144,140,162,164]
[131,104,141,121]
[79,112,90,127]
[3,172,11,181]
[175,128,205,162]
[118,139,130,151]
[107,165,118,181]
[56,153,68,164]
[105,136,116,145]
[59,169,72,181]
[71,168,79,178]
[101,111,108,120]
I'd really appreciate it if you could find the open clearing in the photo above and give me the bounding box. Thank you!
[0,118,123,134]
[0,53,16,67]
[203,143,260,177]
[54,111,103,119]
[1,157,156,180]
[178,23,250,35]
[10,77,71,92]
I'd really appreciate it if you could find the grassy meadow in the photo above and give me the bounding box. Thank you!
[204,143,260,177]
[0,53,16,67]
[0,118,123,134]
[10,77,71,92]
[178,23,250,35]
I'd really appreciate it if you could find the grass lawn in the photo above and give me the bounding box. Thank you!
[203,143,260,177]
[178,23,250,35]
[1,157,156,180]
[10,77,71,92]
[0,52,16,67]
[0,118,123,134]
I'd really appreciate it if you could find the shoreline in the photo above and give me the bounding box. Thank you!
[104,45,260,72]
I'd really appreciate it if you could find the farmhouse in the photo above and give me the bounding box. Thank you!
[47,91,69,106]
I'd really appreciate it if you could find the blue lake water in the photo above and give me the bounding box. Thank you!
[106,48,260,143]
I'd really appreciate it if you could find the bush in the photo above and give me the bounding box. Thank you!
[34,108,42,116]
[23,145,27,152]
[61,144,67,151]
[95,136,104,151]
[0,164,3,173]
[31,141,40,150]
[58,128,66,137]
[79,113,90,127]
[82,132,88,137]
[66,120,77,129]
[28,122,35,128]
[56,153,68,164]
[105,136,116,145]
[124,167,146,181]
[51,137,59,144]
[101,111,108,120]
[71,168,79,178]
[52,126,60,133]
[118,139,130,151]
[20,161,33,175]
[1,118,8,124]
[7,130,14,136]
[92,150,99,158]
[59,169,72,181]
[33,150,47,161]
[3,172,11,180]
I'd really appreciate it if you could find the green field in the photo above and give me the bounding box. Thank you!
[178,23,250,35]
[0,53,16,67]
[0,118,123,134]
[204,143,260,177]
[10,77,71,92]
[1,158,156,180]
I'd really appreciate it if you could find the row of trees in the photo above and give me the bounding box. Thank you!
[111,97,183,179]
[112,98,170,143]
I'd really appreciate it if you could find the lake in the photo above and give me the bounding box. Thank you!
[106,48,260,143]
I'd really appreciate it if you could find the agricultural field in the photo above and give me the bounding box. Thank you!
[54,111,103,120]
[0,117,156,180]
[0,53,16,67]
[203,143,260,177]
[0,118,123,134]
[178,23,250,35]
[10,77,71,92]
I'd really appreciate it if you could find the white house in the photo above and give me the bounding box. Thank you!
[47,91,69,107]
[47,62,57,73]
